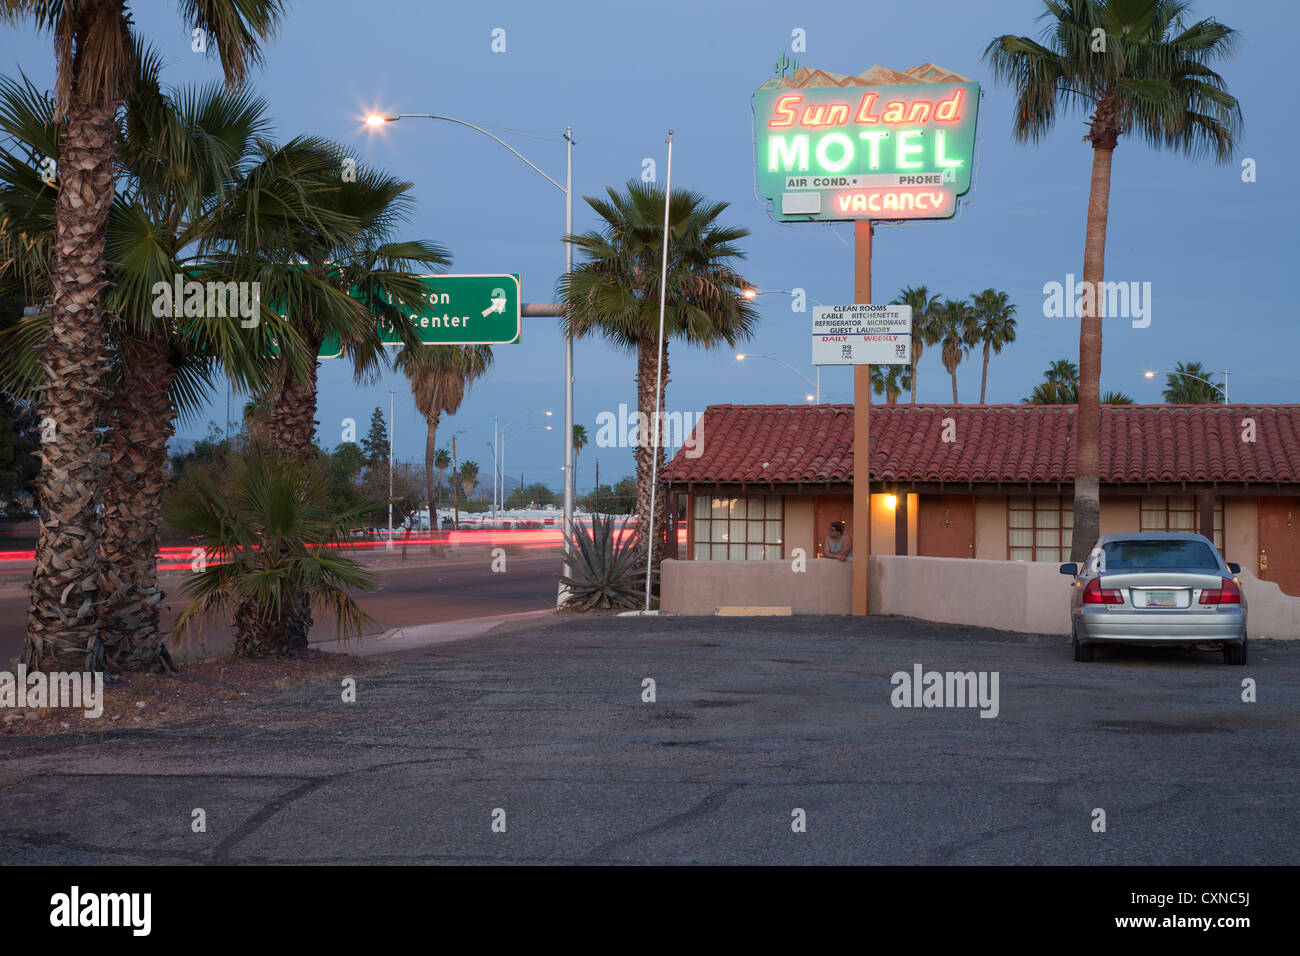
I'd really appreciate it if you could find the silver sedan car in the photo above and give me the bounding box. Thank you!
[1060,533,1248,664]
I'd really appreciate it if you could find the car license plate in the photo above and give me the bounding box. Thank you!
[1145,590,1176,607]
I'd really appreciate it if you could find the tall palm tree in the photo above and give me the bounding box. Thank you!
[459,460,478,501]
[0,65,314,671]
[970,288,1017,404]
[936,297,976,403]
[560,180,757,577]
[1162,360,1223,403]
[870,363,913,405]
[891,284,940,403]
[395,344,493,546]
[0,0,286,670]
[986,0,1243,561]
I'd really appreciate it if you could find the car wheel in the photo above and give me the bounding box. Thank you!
[1223,637,1247,665]
[1072,627,1094,663]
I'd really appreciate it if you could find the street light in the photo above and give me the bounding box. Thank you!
[739,289,829,401]
[736,352,820,402]
[1143,368,1230,402]
[502,424,553,509]
[495,410,552,515]
[371,111,577,602]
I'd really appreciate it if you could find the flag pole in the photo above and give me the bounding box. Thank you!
[643,131,674,611]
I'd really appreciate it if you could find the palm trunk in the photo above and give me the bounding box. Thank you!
[23,97,118,673]
[979,342,991,404]
[634,334,669,585]
[253,327,323,657]
[1072,111,1117,562]
[950,369,959,404]
[99,333,177,673]
[910,344,921,404]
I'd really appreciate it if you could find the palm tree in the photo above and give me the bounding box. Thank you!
[0,0,285,671]
[433,446,450,509]
[1102,390,1134,404]
[163,448,379,658]
[936,297,976,403]
[1023,358,1080,404]
[459,460,479,501]
[395,345,493,547]
[891,284,940,403]
[986,0,1243,561]
[970,289,1017,404]
[572,423,588,473]
[559,180,757,577]
[870,363,913,405]
[1162,360,1223,403]
[0,65,312,671]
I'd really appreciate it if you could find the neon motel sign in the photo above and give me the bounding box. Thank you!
[754,81,980,221]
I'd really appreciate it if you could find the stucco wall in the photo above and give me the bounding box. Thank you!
[1100,497,1141,536]
[1236,567,1300,639]
[662,557,852,614]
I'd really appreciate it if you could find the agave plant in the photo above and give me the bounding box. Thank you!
[163,448,381,658]
[559,513,650,611]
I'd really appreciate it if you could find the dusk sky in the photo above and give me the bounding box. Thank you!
[4,0,1296,496]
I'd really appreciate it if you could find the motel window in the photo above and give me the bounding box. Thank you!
[692,496,783,560]
[1140,495,1223,552]
[1007,496,1073,563]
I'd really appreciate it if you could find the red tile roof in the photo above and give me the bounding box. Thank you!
[662,404,1300,487]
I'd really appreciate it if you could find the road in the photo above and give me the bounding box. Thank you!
[0,549,562,665]
[1,613,1295,865]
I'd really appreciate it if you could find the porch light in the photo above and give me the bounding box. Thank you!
[884,494,897,511]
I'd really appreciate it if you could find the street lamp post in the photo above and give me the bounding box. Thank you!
[373,113,577,600]
[742,288,828,402]
[503,424,552,508]
[1143,368,1230,402]
[498,409,551,512]
[735,352,819,402]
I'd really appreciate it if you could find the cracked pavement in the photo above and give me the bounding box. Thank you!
[1,614,1296,865]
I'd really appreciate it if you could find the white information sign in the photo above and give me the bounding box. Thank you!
[812,304,912,365]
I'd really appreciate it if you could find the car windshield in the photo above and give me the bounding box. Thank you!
[1102,540,1219,571]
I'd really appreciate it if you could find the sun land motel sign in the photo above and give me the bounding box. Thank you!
[752,62,981,614]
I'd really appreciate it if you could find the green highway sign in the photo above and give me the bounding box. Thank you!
[375,274,522,347]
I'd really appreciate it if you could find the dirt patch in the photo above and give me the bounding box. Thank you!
[1,650,388,737]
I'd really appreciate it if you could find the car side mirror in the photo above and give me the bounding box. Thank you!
[1059,563,1078,576]
[1227,562,1241,574]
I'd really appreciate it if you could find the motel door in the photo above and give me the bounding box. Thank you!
[918,495,975,558]
[1258,497,1300,597]
[814,495,852,558]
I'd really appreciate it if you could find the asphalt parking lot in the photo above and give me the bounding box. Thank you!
[1,614,1296,865]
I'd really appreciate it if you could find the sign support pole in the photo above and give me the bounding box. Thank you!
[852,220,873,616]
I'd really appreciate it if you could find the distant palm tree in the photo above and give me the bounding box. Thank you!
[970,289,1017,404]
[572,423,588,474]
[936,298,976,403]
[986,0,1243,561]
[1162,360,1224,404]
[433,447,450,508]
[1023,359,1080,405]
[459,460,479,501]
[395,345,493,544]
[560,180,757,577]
[891,285,941,403]
[870,363,914,405]
[1102,391,1134,405]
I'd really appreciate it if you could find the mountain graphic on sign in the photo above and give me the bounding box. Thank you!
[758,62,971,91]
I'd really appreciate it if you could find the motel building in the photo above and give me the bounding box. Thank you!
[659,403,1300,637]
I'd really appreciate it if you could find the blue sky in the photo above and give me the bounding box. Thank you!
[4,0,1297,496]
